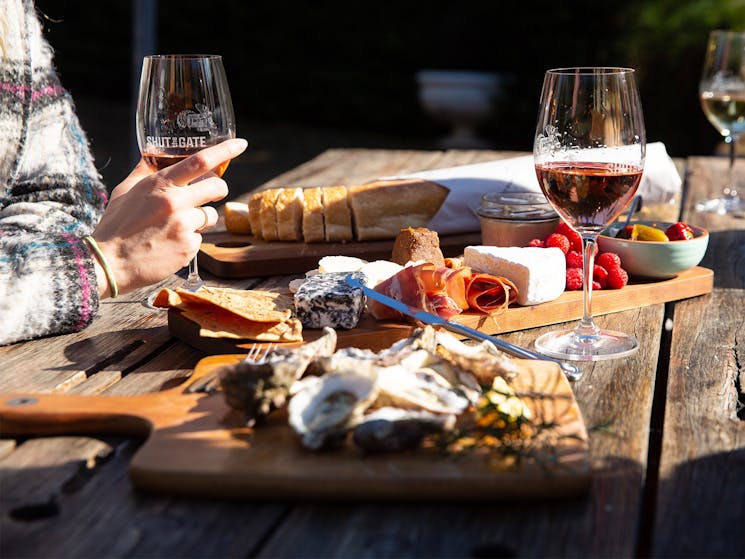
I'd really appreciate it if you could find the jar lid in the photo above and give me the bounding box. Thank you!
[477,192,558,221]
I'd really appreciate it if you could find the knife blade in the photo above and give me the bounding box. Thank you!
[345,274,582,381]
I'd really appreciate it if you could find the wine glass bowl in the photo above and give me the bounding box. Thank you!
[136,54,236,298]
[697,30,745,214]
[533,67,646,362]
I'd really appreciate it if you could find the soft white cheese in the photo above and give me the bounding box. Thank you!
[463,246,566,306]
[358,260,403,288]
[317,255,368,273]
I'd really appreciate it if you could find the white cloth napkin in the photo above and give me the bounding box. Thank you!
[381,142,681,235]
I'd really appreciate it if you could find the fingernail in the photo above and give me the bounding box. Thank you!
[228,138,249,154]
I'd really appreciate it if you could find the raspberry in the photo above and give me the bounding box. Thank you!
[592,280,603,290]
[555,221,582,252]
[528,238,545,248]
[593,265,608,289]
[545,233,570,254]
[606,267,629,289]
[597,252,622,271]
[565,250,583,269]
[565,267,583,290]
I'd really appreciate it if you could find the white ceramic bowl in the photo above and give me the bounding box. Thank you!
[597,221,709,279]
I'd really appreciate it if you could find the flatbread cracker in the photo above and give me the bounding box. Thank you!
[153,286,303,342]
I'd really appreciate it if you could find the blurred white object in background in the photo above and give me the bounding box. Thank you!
[416,70,501,149]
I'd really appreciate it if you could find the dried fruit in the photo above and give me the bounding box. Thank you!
[665,222,695,241]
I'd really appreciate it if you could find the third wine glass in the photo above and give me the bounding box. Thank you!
[697,30,745,214]
[533,67,646,361]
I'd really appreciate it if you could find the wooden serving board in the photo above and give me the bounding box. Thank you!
[170,266,714,355]
[197,231,483,278]
[0,356,590,500]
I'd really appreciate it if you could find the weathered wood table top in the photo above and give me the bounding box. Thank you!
[1,150,743,558]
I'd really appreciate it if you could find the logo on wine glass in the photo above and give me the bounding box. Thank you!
[176,104,216,134]
[536,125,563,156]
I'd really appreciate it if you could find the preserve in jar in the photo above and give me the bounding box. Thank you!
[477,192,559,247]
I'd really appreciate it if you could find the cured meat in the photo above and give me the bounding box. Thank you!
[370,263,470,320]
[465,273,519,313]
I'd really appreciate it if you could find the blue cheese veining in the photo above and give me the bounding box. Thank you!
[294,271,367,329]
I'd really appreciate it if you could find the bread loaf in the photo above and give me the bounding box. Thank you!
[347,179,448,241]
[322,185,353,242]
[242,179,449,243]
[302,187,325,243]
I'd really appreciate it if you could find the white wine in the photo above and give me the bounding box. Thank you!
[700,90,745,137]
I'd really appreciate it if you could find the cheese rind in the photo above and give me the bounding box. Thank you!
[463,246,566,306]
[294,271,367,329]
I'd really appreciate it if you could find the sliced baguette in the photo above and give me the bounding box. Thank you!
[224,201,252,234]
[247,191,264,238]
[302,187,325,243]
[259,188,282,241]
[276,187,304,241]
[322,185,353,242]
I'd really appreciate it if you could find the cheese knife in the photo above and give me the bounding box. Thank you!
[345,274,582,381]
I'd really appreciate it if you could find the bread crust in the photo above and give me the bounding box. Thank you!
[347,179,448,241]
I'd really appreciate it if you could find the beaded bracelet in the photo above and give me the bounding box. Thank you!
[84,236,118,298]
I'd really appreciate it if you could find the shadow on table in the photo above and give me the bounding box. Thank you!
[652,447,745,558]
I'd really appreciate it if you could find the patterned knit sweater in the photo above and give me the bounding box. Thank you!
[0,0,108,346]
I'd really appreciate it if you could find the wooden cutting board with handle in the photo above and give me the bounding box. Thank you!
[0,355,590,500]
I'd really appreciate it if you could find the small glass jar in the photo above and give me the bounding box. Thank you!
[477,192,559,247]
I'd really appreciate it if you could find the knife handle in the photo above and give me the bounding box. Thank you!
[441,322,583,381]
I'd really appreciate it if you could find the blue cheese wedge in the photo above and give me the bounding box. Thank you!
[294,271,367,329]
[463,246,566,306]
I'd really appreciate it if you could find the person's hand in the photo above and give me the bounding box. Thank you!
[90,138,248,297]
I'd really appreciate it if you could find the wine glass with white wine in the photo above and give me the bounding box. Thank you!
[698,30,745,215]
[136,54,236,304]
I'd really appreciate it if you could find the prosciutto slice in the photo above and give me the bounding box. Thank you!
[370,263,470,320]
[465,273,518,313]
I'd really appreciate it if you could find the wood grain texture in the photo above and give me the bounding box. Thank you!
[651,156,745,558]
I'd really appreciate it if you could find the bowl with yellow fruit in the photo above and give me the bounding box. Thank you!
[597,221,709,279]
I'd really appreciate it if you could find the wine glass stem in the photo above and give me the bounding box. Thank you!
[185,257,203,291]
[725,136,739,199]
[576,235,601,340]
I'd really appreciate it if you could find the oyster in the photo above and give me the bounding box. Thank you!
[289,371,379,450]
[435,331,521,384]
[376,365,470,414]
[218,328,337,424]
[352,407,456,452]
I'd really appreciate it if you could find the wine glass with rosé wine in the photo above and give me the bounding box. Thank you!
[533,67,646,361]
[136,54,236,305]
[697,30,745,215]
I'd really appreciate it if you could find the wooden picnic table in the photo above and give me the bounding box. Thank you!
[0,150,743,558]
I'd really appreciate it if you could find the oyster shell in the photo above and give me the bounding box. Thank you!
[376,365,470,414]
[435,331,521,383]
[289,371,379,450]
[352,407,456,453]
[218,328,337,424]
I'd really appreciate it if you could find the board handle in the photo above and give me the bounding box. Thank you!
[0,393,155,437]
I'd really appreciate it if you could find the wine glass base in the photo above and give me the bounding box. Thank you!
[695,196,745,216]
[534,329,639,362]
